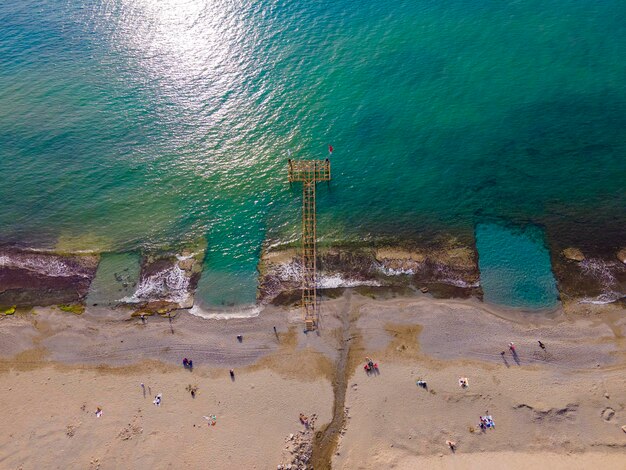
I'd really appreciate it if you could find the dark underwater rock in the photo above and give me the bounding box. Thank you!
[552,249,626,305]
[0,248,99,307]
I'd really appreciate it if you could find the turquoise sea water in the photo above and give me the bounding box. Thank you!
[476,224,559,309]
[1,1,625,309]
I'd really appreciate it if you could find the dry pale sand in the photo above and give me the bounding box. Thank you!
[331,295,626,469]
[1,292,625,469]
[334,361,625,469]
[0,305,333,470]
[0,365,332,470]
[364,452,626,469]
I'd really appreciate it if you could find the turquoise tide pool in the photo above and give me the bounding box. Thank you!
[476,224,559,309]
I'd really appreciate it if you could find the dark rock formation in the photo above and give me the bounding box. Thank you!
[258,238,482,304]
[122,242,206,313]
[0,248,99,307]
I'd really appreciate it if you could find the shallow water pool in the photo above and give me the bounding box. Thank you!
[476,223,559,310]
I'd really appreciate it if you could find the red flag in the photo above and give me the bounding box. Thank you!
[328,145,334,153]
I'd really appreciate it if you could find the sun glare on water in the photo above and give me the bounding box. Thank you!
[92,0,275,178]
[111,0,246,92]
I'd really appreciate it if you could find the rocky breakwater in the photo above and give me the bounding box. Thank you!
[258,237,481,304]
[122,244,205,315]
[0,248,99,308]
[373,240,481,298]
[552,246,626,307]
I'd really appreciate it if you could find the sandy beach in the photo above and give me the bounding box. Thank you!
[3,1,626,468]
[1,292,625,469]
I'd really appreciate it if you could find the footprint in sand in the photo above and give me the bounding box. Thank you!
[118,416,144,441]
[601,407,615,422]
[66,424,79,438]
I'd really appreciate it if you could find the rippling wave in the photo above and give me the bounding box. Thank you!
[1,0,626,307]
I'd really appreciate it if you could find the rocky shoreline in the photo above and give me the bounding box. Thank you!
[0,243,205,315]
[260,238,626,312]
[2,236,625,314]
[121,247,205,314]
[0,248,99,308]
[258,238,482,306]
[552,246,626,308]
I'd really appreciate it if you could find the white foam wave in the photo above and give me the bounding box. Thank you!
[265,237,300,251]
[432,264,480,288]
[439,278,480,288]
[175,251,201,261]
[578,291,625,305]
[189,304,262,319]
[375,262,478,287]
[376,263,415,276]
[0,254,90,278]
[123,264,190,304]
[580,258,617,287]
[272,261,301,282]
[577,258,624,304]
[318,274,381,289]
[21,247,102,255]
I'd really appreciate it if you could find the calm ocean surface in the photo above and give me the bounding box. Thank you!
[1,1,625,310]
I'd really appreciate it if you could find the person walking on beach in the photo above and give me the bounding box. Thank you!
[538,340,546,350]
[509,342,516,353]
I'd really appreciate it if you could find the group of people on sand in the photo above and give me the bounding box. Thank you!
[499,340,546,360]
[183,358,193,370]
[363,356,379,374]
[479,415,495,430]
